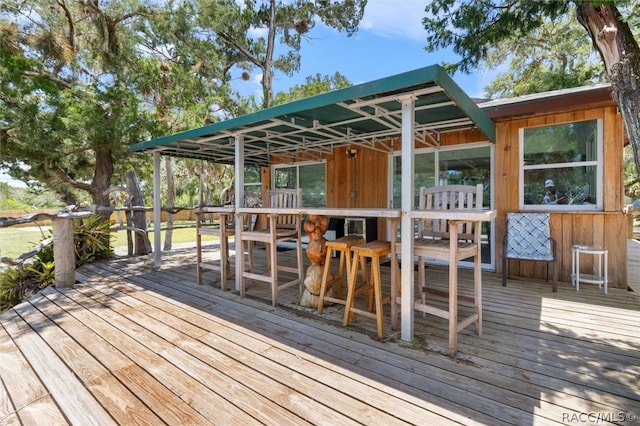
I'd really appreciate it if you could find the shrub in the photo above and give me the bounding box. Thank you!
[0,215,114,312]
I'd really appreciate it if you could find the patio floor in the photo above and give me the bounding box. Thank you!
[1,242,639,425]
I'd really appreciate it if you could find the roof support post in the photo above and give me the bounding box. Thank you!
[400,96,415,341]
[153,151,162,269]
[234,134,245,292]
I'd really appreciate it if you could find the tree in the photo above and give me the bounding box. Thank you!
[273,71,351,104]
[0,0,243,215]
[0,0,151,212]
[482,14,605,98]
[196,0,367,108]
[422,1,640,180]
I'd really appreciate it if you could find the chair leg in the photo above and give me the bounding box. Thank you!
[248,240,254,272]
[418,255,426,317]
[372,254,384,338]
[269,241,278,307]
[448,260,458,356]
[220,234,228,291]
[474,252,482,336]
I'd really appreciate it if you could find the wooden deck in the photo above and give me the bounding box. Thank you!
[1,242,639,425]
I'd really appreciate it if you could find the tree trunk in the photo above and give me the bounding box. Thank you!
[164,157,175,251]
[125,170,152,255]
[92,144,116,222]
[577,2,640,179]
[262,0,277,108]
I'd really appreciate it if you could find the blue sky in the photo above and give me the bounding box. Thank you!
[236,0,490,100]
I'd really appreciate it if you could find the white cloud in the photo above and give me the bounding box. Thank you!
[359,0,426,40]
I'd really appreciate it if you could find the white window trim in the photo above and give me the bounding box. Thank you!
[272,159,327,207]
[519,119,603,211]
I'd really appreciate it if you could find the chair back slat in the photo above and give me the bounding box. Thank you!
[268,189,302,230]
[417,184,483,241]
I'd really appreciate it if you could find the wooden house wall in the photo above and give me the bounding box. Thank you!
[494,105,627,288]
[268,105,628,288]
[269,145,390,240]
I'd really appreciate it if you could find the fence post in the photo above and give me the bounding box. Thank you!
[53,217,75,287]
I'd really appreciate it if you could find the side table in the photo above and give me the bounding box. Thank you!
[571,245,608,294]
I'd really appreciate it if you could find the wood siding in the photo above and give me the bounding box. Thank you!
[495,106,627,287]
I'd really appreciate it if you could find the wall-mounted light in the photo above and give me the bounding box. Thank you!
[346,149,357,159]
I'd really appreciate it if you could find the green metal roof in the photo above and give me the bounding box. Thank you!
[129,64,495,166]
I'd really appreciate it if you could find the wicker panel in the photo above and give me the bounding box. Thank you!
[506,213,553,261]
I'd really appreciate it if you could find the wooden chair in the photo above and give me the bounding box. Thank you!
[238,189,304,307]
[413,184,484,355]
[196,206,235,290]
[503,212,557,292]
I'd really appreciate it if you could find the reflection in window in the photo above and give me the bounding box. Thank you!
[273,162,326,207]
[243,165,262,206]
[522,120,601,209]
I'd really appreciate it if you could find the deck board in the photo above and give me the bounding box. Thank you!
[1,243,639,425]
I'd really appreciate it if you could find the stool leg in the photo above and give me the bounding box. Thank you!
[317,248,334,314]
[372,254,384,338]
[343,252,360,326]
[336,249,346,300]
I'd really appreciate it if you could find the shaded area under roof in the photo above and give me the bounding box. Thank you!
[130,65,496,166]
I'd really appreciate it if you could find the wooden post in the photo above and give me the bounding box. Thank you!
[53,217,75,287]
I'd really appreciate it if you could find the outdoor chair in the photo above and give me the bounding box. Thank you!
[238,188,304,307]
[412,184,484,355]
[196,206,235,290]
[503,212,557,292]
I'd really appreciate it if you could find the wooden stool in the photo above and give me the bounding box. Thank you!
[317,235,365,313]
[343,240,391,337]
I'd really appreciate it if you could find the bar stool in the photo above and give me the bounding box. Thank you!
[343,240,391,338]
[317,235,365,313]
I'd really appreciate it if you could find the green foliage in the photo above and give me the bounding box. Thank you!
[0,0,243,207]
[481,13,605,97]
[72,215,115,263]
[0,215,114,312]
[0,264,37,312]
[273,72,352,105]
[422,0,573,74]
[195,0,366,108]
[0,184,68,209]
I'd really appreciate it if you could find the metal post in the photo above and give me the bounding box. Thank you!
[400,96,416,341]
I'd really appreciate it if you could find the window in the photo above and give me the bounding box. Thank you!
[243,165,262,207]
[521,119,602,210]
[391,143,494,269]
[273,161,326,207]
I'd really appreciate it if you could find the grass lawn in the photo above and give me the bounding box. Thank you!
[0,224,213,260]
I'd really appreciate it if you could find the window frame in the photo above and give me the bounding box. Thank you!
[519,119,603,211]
[272,160,326,208]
